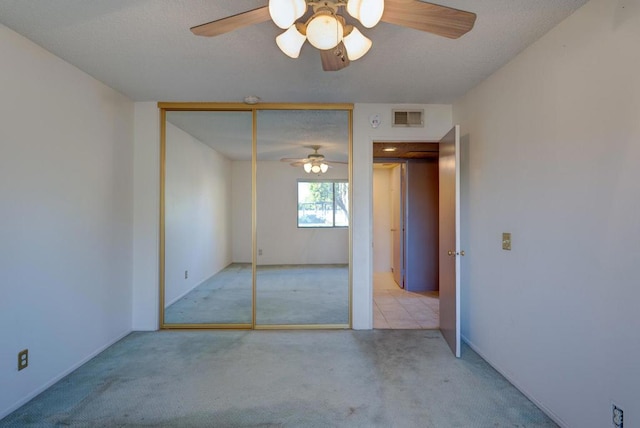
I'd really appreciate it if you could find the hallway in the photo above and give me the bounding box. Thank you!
[373,272,439,329]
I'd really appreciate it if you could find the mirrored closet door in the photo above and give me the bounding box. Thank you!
[160,104,352,329]
[161,110,253,327]
[255,109,351,327]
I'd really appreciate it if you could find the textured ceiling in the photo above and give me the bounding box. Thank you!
[167,109,349,161]
[0,0,590,104]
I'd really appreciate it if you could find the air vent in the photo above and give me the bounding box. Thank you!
[392,109,424,127]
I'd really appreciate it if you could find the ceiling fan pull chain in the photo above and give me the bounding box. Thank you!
[331,8,346,62]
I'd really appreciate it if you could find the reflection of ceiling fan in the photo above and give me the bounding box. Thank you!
[280,145,347,174]
[191,0,476,71]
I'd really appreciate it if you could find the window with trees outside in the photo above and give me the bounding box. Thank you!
[297,180,349,228]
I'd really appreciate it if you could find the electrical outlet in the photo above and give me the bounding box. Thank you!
[184,270,188,279]
[613,404,623,428]
[18,349,28,371]
[502,232,512,250]
[258,249,263,256]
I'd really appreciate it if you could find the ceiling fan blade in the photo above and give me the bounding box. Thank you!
[289,161,306,167]
[281,157,309,163]
[325,160,348,165]
[320,43,351,71]
[382,0,476,39]
[190,6,271,37]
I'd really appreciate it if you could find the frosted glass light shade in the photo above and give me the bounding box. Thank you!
[276,24,307,58]
[269,0,307,29]
[311,164,321,173]
[304,163,312,173]
[320,163,329,173]
[347,0,384,28]
[343,26,372,60]
[306,13,344,50]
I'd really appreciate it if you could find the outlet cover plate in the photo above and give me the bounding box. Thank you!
[502,233,512,250]
[18,349,28,371]
[613,404,623,428]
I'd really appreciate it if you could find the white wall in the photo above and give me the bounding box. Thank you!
[0,24,134,418]
[164,123,232,305]
[231,161,252,263]
[352,104,453,329]
[452,0,640,426]
[232,160,350,266]
[372,168,392,272]
[132,102,160,330]
[259,161,349,265]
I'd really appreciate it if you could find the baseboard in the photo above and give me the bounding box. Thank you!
[461,334,567,428]
[165,275,211,307]
[164,264,235,308]
[0,328,132,420]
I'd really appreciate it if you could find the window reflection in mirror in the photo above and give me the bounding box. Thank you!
[297,180,349,228]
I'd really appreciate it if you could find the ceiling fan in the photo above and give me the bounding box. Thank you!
[191,0,476,71]
[280,145,347,174]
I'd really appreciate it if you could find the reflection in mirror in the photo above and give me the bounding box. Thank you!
[163,111,252,325]
[256,110,350,326]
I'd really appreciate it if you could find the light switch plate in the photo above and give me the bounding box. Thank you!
[502,233,512,250]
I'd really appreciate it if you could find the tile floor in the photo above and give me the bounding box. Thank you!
[373,272,439,329]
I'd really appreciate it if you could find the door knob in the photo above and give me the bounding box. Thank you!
[447,250,454,256]
[458,250,465,256]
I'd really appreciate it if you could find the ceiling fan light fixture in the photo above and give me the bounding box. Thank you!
[306,11,344,50]
[342,26,372,61]
[304,161,328,174]
[347,0,384,28]
[192,1,477,71]
[276,23,307,58]
[269,0,307,29]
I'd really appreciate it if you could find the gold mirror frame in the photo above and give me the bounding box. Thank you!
[158,102,353,329]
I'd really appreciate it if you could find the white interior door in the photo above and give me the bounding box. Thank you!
[439,125,461,357]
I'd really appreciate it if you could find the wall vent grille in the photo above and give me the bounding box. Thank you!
[392,109,424,127]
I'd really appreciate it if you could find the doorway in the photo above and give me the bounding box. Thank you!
[372,142,440,329]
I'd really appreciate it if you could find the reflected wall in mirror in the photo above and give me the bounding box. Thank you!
[163,110,253,326]
[255,110,350,326]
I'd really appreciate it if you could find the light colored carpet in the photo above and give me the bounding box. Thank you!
[164,263,253,324]
[1,330,557,427]
[164,264,349,325]
[256,265,349,325]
